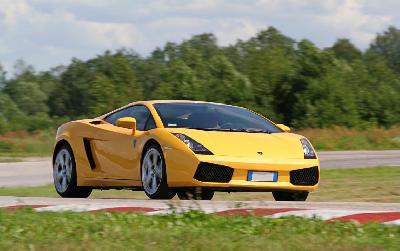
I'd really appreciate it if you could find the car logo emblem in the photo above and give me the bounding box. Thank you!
[257,151,263,155]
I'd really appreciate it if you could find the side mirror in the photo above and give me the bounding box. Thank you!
[116,117,136,134]
[276,123,290,132]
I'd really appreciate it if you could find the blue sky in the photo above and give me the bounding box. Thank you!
[0,0,398,73]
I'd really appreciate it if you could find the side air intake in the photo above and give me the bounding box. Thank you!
[83,138,96,169]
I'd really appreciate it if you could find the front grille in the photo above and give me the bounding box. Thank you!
[194,162,233,183]
[290,166,319,186]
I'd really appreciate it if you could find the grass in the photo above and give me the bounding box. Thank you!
[297,126,400,150]
[0,130,54,157]
[0,127,400,157]
[1,167,399,202]
[0,157,23,162]
[0,209,399,251]
[309,167,400,203]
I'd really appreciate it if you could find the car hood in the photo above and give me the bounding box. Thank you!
[167,128,305,159]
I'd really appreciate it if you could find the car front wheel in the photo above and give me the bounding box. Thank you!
[53,143,92,198]
[141,144,176,199]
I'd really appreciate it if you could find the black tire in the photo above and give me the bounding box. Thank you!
[141,143,176,199]
[53,143,92,198]
[177,189,214,200]
[272,191,309,201]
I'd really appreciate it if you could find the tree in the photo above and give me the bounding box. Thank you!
[88,74,118,116]
[0,93,25,133]
[368,26,400,73]
[95,52,143,107]
[13,59,34,77]
[291,65,360,128]
[287,40,361,128]
[205,55,254,107]
[359,54,400,126]
[153,60,204,100]
[3,80,49,115]
[49,52,143,118]
[330,38,362,62]
[48,58,92,117]
[225,27,297,120]
[0,64,5,89]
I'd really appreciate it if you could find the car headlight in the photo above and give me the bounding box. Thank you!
[300,138,316,159]
[172,133,213,155]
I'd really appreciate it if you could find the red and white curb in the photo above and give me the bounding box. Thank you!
[2,204,400,225]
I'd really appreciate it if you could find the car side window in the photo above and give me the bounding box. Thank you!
[104,107,135,125]
[145,116,156,130]
[132,106,152,131]
[105,105,156,131]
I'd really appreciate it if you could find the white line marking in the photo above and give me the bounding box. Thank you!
[35,204,113,212]
[384,219,400,225]
[145,207,222,215]
[270,210,376,221]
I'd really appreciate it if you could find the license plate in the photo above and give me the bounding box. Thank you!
[248,171,277,182]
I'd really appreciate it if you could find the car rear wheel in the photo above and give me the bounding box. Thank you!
[272,191,309,201]
[177,189,214,200]
[53,144,92,198]
[141,144,176,199]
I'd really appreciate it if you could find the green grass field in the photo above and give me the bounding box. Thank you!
[0,130,54,157]
[0,209,398,251]
[1,167,399,202]
[298,126,400,150]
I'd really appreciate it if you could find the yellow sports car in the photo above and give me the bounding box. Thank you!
[53,100,320,200]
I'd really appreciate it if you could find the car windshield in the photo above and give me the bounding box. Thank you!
[153,102,282,133]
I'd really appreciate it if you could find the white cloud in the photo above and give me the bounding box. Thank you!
[318,0,391,46]
[0,0,398,74]
[1,0,30,25]
[214,19,261,45]
[0,0,142,73]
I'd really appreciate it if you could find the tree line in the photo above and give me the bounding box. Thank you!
[0,26,400,134]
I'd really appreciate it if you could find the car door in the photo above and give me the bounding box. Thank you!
[91,105,156,180]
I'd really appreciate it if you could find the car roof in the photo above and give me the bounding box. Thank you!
[96,100,278,129]
[97,100,232,119]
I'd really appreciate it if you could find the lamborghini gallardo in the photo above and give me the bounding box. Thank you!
[53,100,320,200]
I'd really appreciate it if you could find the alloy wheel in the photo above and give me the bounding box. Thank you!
[142,148,163,195]
[53,149,73,193]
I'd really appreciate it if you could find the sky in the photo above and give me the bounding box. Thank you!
[0,0,399,74]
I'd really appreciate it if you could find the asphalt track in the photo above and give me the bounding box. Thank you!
[0,197,399,225]
[0,150,399,188]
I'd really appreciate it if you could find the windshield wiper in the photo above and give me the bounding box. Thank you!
[186,127,271,133]
[239,128,271,133]
[186,127,242,132]
[186,127,221,131]
[213,128,243,132]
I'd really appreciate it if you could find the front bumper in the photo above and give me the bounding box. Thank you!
[165,149,320,192]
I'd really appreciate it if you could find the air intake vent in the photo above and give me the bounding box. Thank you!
[290,166,319,186]
[83,138,96,169]
[89,120,102,125]
[194,162,233,183]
